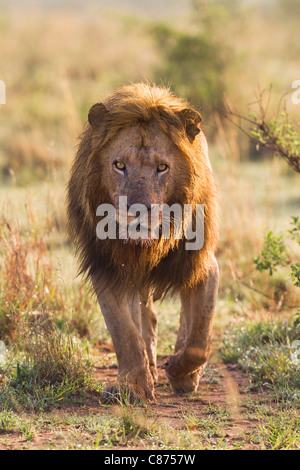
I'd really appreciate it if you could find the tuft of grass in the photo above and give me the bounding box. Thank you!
[0,198,106,413]
[184,403,231,440]
[220,314,300,403]
[246,404,300,450]
[0,208,64,341]
[0,410,16,432]
[0,197,105,345]
[0,315,102,412]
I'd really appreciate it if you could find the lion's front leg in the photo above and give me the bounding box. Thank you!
[166,257,219,393]
[140,290,158,382]
[92,276,155,401]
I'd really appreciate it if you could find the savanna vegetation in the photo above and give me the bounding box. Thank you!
[0,0,299,450]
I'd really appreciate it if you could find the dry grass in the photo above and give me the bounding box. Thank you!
[0,209,56,339]
[0,199,103,412]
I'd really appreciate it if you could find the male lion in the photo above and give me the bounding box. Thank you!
[67,83,219,401]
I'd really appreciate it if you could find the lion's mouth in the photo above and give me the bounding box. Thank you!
[116,211,161,246]
[123,236,154,247]
[120,223,157,246]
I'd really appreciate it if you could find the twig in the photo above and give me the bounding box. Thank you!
[239,280,299,310]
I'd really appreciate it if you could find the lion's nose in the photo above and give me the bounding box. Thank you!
[127,200,152,212]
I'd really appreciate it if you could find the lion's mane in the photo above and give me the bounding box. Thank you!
[67,83,219,295]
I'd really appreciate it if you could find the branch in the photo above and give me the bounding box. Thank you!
[224,92,300,174]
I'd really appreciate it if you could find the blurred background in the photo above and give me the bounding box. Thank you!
[0,0,299,179]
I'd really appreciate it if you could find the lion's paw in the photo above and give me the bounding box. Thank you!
[165,354,205,393]
[101,368,155,404]
[166,369,202,393]
[100,384,147,405]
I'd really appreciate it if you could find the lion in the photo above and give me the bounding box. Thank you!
[67,83,219,401]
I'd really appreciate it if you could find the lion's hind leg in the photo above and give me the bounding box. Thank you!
[166,257,219,393]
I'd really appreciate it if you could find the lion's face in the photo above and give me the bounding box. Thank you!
[99,121,191,241]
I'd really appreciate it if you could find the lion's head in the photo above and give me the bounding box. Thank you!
[67,83,219,295]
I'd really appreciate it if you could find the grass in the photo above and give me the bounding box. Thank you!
[220,314,300,404]
[243,400,300,449]
[0,200,104,412]
[184,403,231,440]
[254,409,300,450]
[0,315,102,412]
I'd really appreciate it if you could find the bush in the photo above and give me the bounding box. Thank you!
[152,23,227,116]
[151,0,244,120]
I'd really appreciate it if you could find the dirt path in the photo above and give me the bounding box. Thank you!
[94,351,258,449]
[0,348,259,450]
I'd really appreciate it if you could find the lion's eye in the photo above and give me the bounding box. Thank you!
[157,163,169,173]
[114,161,126,172]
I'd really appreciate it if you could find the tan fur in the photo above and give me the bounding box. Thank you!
[67,83,219,400]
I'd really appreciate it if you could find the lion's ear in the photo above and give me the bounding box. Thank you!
[88,103,109,129]
[177,108,202,142]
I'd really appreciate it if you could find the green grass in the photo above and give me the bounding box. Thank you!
[243,400,300,450]
[256,410,300,450]
[220,314,300,404]
[0,313,103,412]
[184,403,231,441]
